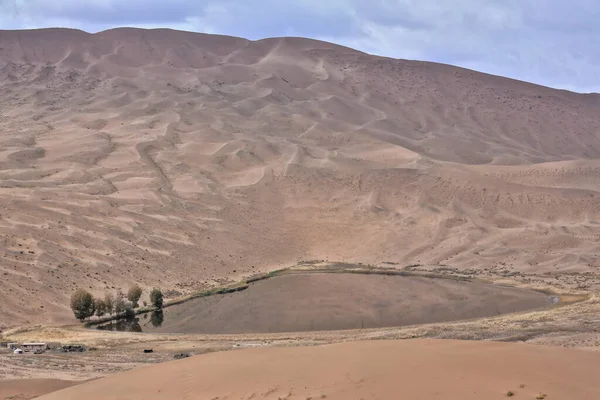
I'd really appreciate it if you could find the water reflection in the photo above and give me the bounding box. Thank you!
[96,311,164,332]
[151,310,164,327]
[97,316,141,332]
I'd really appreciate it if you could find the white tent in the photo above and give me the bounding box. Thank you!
[13,348,23,354]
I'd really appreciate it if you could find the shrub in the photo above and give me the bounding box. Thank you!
[94,298,107,317]
[104,293,115,315]
[124,301,136,319]
[127,284,143,308]
[150,288,163,309]
[114,297,126,316]
[70,289,95,321]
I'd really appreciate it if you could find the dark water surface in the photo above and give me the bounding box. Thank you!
[97,273,552,334]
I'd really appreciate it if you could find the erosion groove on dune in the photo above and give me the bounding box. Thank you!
[96,272,553,334]
[1,28,600,328]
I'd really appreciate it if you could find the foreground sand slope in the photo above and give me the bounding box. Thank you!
[2,28,600,326]
[0,378,78,400]
[38,339,600,400]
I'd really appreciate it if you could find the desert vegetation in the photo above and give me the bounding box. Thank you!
[69,286,163,322]
[150,288,164,309]
[69,289,96,321]
[127,285,143,308]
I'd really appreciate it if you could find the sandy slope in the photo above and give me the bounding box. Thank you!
[0,378,79,400]
[37,339,600,400]
[1,28,600,326]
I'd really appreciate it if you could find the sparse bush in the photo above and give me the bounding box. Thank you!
[506,391,514,397]
[70,289,95,321]
[94,298,107,317]
[114,297,126,316]
[150,288,163,309]
[127,284,143,308]
[104,293,115,315]
[124,300,136,318]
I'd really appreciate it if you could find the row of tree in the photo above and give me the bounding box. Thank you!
[70,285,164,321]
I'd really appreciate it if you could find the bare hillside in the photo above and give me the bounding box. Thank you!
[1,28,600,327]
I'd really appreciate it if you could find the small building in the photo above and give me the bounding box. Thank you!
[21,343,47,353]
[7,343,19,350]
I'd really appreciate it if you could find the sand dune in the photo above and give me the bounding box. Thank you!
[0,378,79,400]
[37,339,600,400]
[1,28,600,327]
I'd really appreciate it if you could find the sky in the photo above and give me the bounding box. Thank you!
[1,0,599,93]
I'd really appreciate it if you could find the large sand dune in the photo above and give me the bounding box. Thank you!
[37,339,600,400]
[1,28,600,326]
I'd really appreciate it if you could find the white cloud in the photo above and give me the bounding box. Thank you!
[0,0,598,93]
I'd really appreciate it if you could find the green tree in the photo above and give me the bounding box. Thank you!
[114,297,126,316]
[94,298,107,317]
[124,300,136,319]
[127,284,143,308]
[70,289,95,321]
[104,293,115,316]
[150,288,164,309]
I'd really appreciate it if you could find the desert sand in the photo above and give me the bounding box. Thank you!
[0,378,79,400]
[1,27,600,399]
[37,339,600,400]
[1,28,600,327]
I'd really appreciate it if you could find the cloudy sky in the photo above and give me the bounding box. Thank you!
[1,0,599,93]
